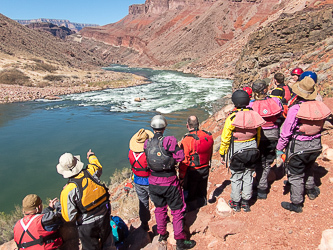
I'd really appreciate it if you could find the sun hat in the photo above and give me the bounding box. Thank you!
[292,77,318,100]
[56,153,84,178]
[22,194,42,213]
[129,128,154,152]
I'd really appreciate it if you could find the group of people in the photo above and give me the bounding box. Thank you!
[13,68,331,250]
[221,69,331,213]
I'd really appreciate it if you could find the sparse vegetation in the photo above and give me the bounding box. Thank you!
[0,68,30,86]
[25,61,58,73]
[0,206,22,245]
[43,74,68,82]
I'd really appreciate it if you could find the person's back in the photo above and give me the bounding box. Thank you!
[144,115,196,250]
[14,194,63,250]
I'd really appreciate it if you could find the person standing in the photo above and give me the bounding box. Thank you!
[179,115,213,211]
[57,149,115,250]
[277,77,331,213]
[220,90,265,212]
[14,194,63,249]
[128,128,154,231]
[248,80,283,199]
[144,115,196,250]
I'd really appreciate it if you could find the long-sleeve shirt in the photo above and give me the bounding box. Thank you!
[60,154,109,225]
[276,103,322,151]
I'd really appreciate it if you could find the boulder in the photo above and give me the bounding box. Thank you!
[216,198,232,217]
[214,104,234,122]
[0,240,16,250]
[318,229,333,250]
[322,148,333,161]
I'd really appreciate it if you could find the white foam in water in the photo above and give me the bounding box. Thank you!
[57,68,232,114]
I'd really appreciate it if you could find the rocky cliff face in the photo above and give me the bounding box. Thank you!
[234,5,333,90]
[17,18,99,32]
[25,22,75,40]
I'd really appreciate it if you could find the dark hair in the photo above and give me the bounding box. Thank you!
[187,116,199,129]
[274,73,285,84]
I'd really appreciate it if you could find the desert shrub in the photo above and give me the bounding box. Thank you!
[0,68,30,86]
[0,206,22,245]
[43,74,68,82]
[110,168,132,187]
[25,61,58,73]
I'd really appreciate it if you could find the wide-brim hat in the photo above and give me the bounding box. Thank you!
[129,128,154,152]
[292,77,318,100]
[57,153,84,178]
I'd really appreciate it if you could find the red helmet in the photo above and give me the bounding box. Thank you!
[291,68,304,76]
[242,86,252,98]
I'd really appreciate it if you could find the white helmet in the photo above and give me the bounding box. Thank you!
[150,115,167,129]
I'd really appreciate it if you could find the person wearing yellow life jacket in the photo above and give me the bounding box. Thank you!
[179,115,214,212]
[128,128,153,231]
[13,194,63,250]
[277,77,331,213]
[272,72,292,105]
[248,79,283,200]
[220,90,265,212]
[57,149,115,250]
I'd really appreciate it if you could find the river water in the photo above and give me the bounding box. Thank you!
[0,65,232,213]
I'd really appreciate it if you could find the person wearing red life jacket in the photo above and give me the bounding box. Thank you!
[128,128,153,231]
[179,116,214,212]
[13,194,63,250]
[220,90,265,212]
[277,77,331,213]
[248,80,283,200]
[271,72,292,105]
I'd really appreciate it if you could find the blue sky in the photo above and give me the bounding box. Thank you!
[0,0,145,25]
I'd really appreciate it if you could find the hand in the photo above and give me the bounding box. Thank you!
[49,198,58,209]
[276,150,284,157]
[220,155,226,164]
[87,149,94,159]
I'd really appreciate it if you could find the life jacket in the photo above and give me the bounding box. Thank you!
[231,109,266,141]
[68,169,110,213]
[296,100,331,136]
[251,97,282,127]
[182,130,214,168]
[110,216,129,245]
[14,214,63,250]
[282,85,292,102]
[145,136,175,172]
[128,150,149,177]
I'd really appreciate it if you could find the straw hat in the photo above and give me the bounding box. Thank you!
[129,128,154,152]
[56,153,84,178]
[292,77,318,100]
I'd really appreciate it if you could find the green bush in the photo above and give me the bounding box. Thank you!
[0,68,30,86]
[0,206,22,245]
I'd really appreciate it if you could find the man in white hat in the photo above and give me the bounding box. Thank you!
[57,149,115,249]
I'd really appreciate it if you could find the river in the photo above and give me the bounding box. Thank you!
[0,65,232,213]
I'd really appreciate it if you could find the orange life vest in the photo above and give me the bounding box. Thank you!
[14,214,63,250]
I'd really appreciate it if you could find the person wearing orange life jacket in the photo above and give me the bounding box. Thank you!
[179,116,214,212]
[57,149,115,250]
[128,128,154,231]
[14,194,63,250]
[277,77,331,213]
[248,80,283,200]
[220,90,265,212]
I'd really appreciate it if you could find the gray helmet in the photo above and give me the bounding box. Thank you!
[151,115,167,129]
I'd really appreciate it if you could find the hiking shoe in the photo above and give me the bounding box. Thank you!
[257,189,267,200]
[228,200,241,212]
[241,200,251,212]
[176,239,196,250]
[158,231,169,242]
[306,186,320,200]
[281,202,303,213]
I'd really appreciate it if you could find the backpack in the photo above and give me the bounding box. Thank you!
[110,216,129,245]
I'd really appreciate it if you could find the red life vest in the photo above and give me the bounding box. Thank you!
[128,150,150,177]
[296,101,331,135]
[183,130,214,168]
[282,85,292,102]
[251,98,282,127]
[14,214,63,250]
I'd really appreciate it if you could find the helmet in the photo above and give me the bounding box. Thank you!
[299,71,317,83]
[242,86,252,98]
[150,115,167,129]
[291,68,304,76]
[232,90,250,108]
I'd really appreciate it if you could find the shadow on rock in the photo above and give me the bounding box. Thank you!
[208,180,231,204]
